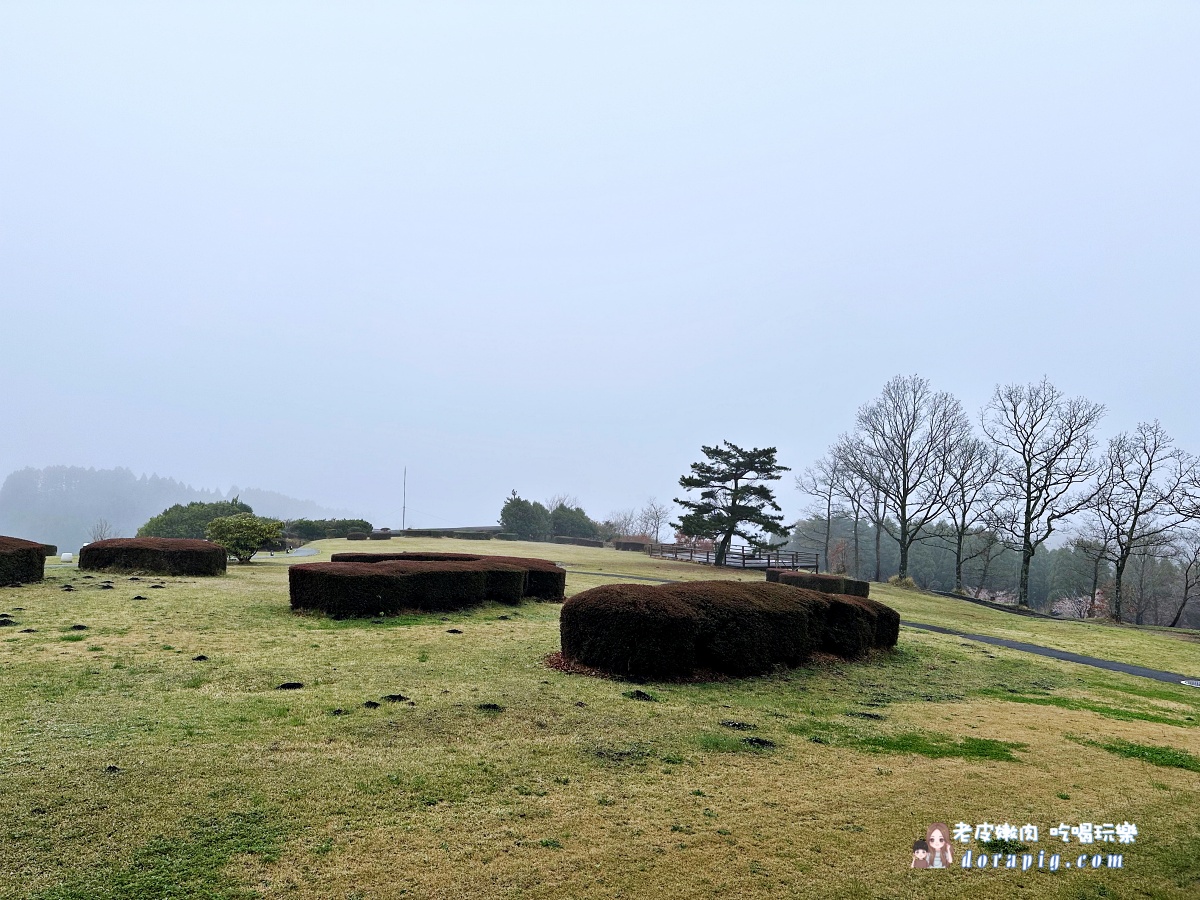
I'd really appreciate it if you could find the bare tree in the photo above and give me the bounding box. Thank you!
[636,498,671,543]
[838,375,970,579]
[604,508,638,539]
[1066,530,1114,618]
[834,467,872,579]
[796,452,843,573]
[982,378,1105,607]
[1090,421,1195,621]
[545,493,581,513]
[89,519,116,542]
[941,435,1002,593]
[1169,529,1200,628]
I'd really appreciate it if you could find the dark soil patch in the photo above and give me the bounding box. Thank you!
[742,737,776,749]
[446,628,463,634]
[574,701,586,707]
[150,585,165,589]
[276,682,304,690]
[132,595,147,600]
[382,694,409,703]
[192,655,208,661]
[719,721,756,731]
[846,711,885,720]
[69,624,88,631]
[623,690,657,702]
[476,703,504,712]
[497,615,510,620]
[61,585,76,592]
[330,708,346,716]
[363,700,380,709]
[104,765,121,774]
[0,620,16,628]
[19,628,35,633]
[98,584,114,590]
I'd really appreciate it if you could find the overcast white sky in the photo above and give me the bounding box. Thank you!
[2,2,1198,529]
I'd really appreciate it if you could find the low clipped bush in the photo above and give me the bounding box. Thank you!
[766,570,870,598]
[560,579,901,678]
[453,531,493,540]
[368,531,392,540]
[79,538,227,576]
[494,533,518,541]
[560,581,829,679]
[613,540,650,552]
[41,544,58,558]
[552,536,604,548]
[0,536,47,584]
[346,532,368,541]
[291,552,566,616]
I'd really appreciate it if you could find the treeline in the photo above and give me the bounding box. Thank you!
[0,466,350,552]
[498,492,671,543]
[786,515,1198,628]
[796,374,1200,626]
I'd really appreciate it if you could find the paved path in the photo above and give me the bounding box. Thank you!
[904,621,1199,687]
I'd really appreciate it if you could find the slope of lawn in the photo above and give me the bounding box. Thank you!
[1,537,1197,899]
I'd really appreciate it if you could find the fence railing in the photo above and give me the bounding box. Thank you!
[648,544,819,571]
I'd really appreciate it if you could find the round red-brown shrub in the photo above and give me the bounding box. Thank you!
[290,552,567,616]
[560,581,828,679]
[0,536,47,584]
[79,538,228,576]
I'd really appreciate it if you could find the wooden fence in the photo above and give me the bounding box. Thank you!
[648,544,819,571]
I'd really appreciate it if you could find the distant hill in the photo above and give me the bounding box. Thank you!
[0,466,348,552]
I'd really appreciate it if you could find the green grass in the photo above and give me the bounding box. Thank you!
[1069,736,1200,773]
[1,537,1198,899]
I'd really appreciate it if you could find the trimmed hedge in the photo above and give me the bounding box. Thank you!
[41,544,58,558]
[561,581,828,679]
[346,532,368,541]
[494,533,518,541]
[291,552,566,616]
[552,536,604,548]
[560,580,900,678]
[368,532,392,540]
[613,540,650,552]
[0,536,47,584]
[79,538,228,576]
[453,531,493,540]
[766,570,870,598]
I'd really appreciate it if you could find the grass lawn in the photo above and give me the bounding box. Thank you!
[2,537,1198,899]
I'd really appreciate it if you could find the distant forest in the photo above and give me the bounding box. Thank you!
[0,466,346,552]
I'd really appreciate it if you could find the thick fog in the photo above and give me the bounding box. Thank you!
[2,3,1198,532]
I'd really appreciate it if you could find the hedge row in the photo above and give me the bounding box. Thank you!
[551,536,604,548]
[765,569,870,598]
[0,536,46,584]
[452,531,493,540]
[368,532,392,540]
[347,532,368,541]
[559,580,898,679]
[613,540,649,552]
[494,533,518,541]
[79,538,228,576]
[291,552,566,617]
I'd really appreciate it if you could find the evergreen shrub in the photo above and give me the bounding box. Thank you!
[0,536,47,584]
[79,538,227,576]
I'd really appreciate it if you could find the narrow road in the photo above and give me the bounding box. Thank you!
[904,621,1199,687]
